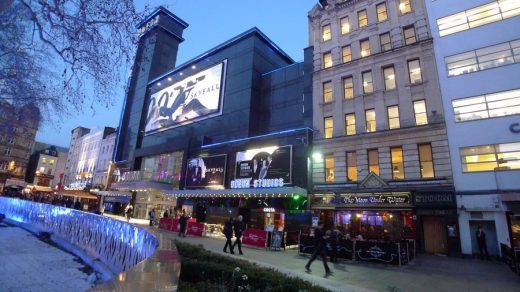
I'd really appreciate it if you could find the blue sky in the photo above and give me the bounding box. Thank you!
[35,0,318,147]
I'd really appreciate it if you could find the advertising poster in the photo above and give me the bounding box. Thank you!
[145,60,227,134]
[185,155,226,188]
[242,229,268,248]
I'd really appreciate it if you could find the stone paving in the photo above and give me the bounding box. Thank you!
[0,224,93,292]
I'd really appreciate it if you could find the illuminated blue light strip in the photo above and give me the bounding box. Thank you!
[201,127,314,149]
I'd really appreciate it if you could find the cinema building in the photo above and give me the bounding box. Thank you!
[112,7,313,233]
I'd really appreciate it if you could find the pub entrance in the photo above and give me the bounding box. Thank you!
[423,216,447,254]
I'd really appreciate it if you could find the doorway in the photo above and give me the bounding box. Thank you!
[423,216,448,254]
[469,220,499,256]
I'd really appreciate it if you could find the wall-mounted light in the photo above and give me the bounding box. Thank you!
[191,65,196,69]
[312,152,323,162]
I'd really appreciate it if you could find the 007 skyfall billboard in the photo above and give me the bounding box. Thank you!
[144,60,227,134]
[185,155,226,188]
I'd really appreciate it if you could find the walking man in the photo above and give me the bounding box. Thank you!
[305,221,333,277]
[232,215,246,255]
[223,217,234,254]
[149,208,156,227]
[179,210,188,237]
[476,226,489,260]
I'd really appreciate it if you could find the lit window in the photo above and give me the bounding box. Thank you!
[368,149,380,175]
[413,100,428,125]
[377,2,388,22]
[362,71,373,94]
[387,106,400,129]
[408,59,422,84]
[323,52,333,68]
[360,39,371,57]
[8,137,14,144]
[42,157,47,163]
[358,10,368,27]
[340,17,350,34]
[39,166,45,173]
[383,66,396,90]
[403,26,416,45]
[391,146,405,179]
[365,109,376,132]
[325,154,335,182]
[419,144,435,178]
[323,81,333,103]
[453,88,520,122]
[380,32,392,52]
[324,117,333,139]
[460,142,520,172]
[399,0,412,14]
[343,76,354,99]
[322,24,332,41]
[346,151,358,181]
[345,113,356,135]
[342,45,352,63]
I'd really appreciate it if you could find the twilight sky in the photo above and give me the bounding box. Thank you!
[35,0,317,147]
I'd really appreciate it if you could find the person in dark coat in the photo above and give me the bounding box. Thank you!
[149,209,156,227]
[163,210,169,219]
[232,215,246,255]
[305,222,332,277]
[178,210,188,237]
[476,226,489,260]
[223,217,235,254]
[330,226,340,263]
[73,199,81,210]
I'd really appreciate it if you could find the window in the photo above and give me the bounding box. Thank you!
[4,148,11,155]
[380,32,391,52]
[323,81,333,103]
[413,100,428,125]
[365,109,376,132]
[358,10,368,27]
[322,24,332,41]
[391,146,405,179]
[345,113,356,135]
[346,151,358,181]
[387,106,400,129]
[362,71,373,93]
[368,149,380,175]
[323,52,333,68]
[446,39,520,76]
[343,76,354,99]
[383,66,396,90]
[452,88,520,122]
[325,154,335,182]
[377,2,388,22]
[360,39,371,57]
[342,45,352,63]
[403,26,416,45]
[460,142,520,172]
[399,0,412,14]
[8,137,14,144]
[39,166,45,173]
[324,117,333,139]
[340,17,350,34]
[437,1,520,37]
[408,59,422,83]
[419,144,435,178]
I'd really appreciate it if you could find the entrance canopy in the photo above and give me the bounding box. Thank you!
[165,186,307,198]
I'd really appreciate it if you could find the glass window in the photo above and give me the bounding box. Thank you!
[383,66,396,90]
[419,144,435,178]
[403,26,416,45]
[377,2,388,22]
[368,149,380,175]
[460,142,520,172]
[399,0,412,14]
[446,51,478,76]
[477,42,514,70]
[413,100,428,125]
[323,81,333,103]
[365,109,376,132]
[322,24,331,41]
[340,16,350,34]
[342,45,352,63]
[360,39,371,57]
[324,117,333,139]
[391,146,405,179]
[387,106,400,129]
[380,32,391,52]
[343,76,354,99]
[142,151,183,187]
[345,113,356,135]
[408,59,422,83]
[358,10,368,27]
[325,154,335,182]
[362,71,373,94]
[453,88,520,122]
[323,52,333,68]
[346,151,358,181]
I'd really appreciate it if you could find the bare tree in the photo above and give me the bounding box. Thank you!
[0,0,147,122]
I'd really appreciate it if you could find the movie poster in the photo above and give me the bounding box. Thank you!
[185,155,226,188]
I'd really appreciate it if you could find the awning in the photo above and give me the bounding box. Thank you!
[96,191,132,197]
[28,185,53,192]
[61,192,98,200]
[5,179,28,188]
[164,186,307,198]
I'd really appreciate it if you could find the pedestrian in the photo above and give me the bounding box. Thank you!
[163,209,169,219]
[223,217,234,254]
[73,199,81,210]
[125,205,133,222]
[149,208,156,227]
[476,226,489,260]
[178,210,188,237]
[330,226,340,263]
[305,221,333,277]
[232,215,246,255]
